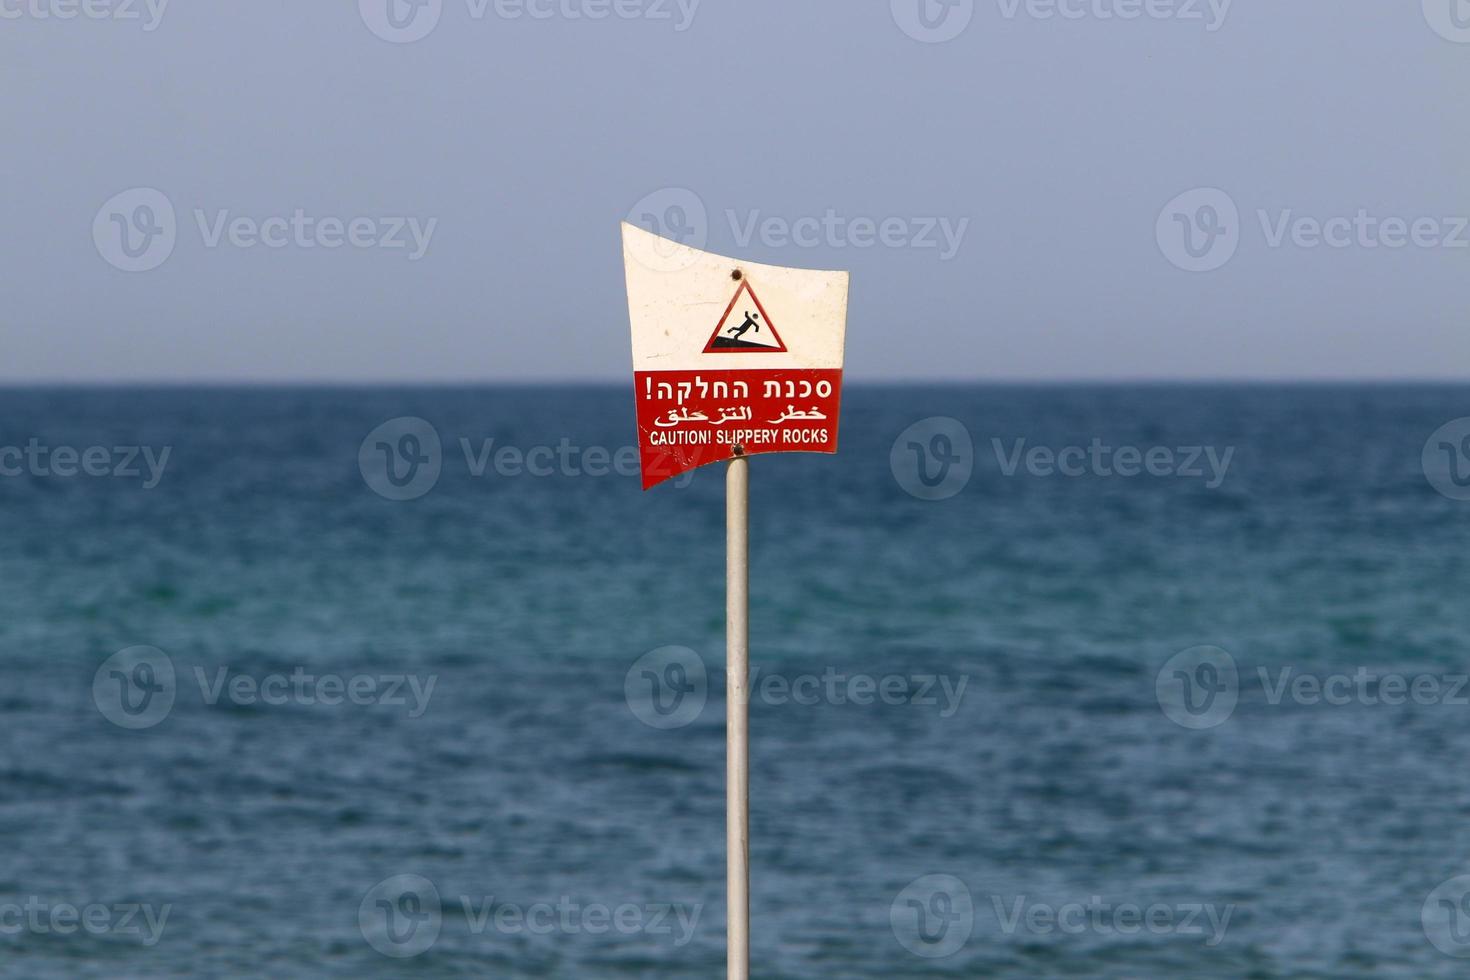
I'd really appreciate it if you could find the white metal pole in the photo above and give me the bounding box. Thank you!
[726,455,750,980]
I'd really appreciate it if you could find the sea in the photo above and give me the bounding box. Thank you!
[1,384,1468,978]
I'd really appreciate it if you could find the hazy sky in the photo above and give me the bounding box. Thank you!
[3,0,1466,381]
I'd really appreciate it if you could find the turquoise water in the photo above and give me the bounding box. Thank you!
[2,385,1469,977]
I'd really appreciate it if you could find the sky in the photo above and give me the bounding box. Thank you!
[2,0,1467,382]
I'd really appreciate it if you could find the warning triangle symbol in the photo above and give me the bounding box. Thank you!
[704,280,787,353]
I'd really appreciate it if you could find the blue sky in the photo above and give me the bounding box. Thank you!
[3,0,1466,381]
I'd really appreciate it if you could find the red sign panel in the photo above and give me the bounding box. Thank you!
[633,368,843,489]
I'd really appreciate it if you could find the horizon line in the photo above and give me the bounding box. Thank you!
[0,377,1468,388]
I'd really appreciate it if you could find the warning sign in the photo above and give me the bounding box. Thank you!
[623,224,850,489]
[704,281,787,353]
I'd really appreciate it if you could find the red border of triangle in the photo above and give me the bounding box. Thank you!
[703,280,787,354]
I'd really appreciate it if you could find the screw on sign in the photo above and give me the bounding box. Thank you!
[621,223,850,980]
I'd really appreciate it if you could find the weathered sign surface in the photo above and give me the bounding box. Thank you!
[622,223,850,489]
